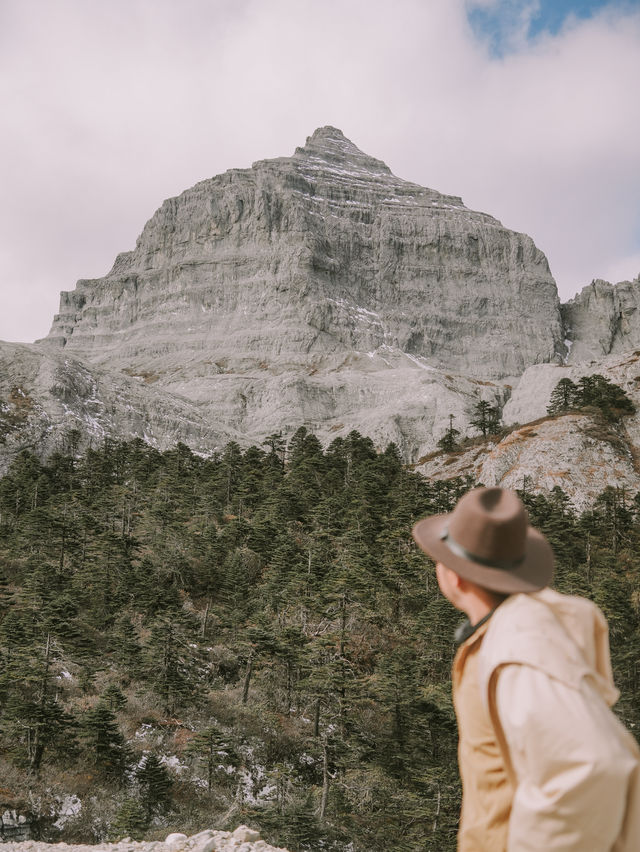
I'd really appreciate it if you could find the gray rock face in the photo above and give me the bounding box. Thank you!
[563,275,640,364]
[0,340,506,468]
[41,127,563,384]
[0,342,234,475]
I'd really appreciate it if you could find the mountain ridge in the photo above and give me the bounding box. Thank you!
[38,125,563,380]
[1,127,639,502]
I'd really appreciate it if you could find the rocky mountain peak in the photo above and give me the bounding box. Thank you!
[11,127,574,472]
[293,125,393,177]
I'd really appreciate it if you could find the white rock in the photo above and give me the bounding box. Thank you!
[165,833,188,845]
[232,826,261,843]
[190,829,216,842]
[197,835,226,852]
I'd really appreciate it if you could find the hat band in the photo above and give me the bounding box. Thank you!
[440,527,525,572]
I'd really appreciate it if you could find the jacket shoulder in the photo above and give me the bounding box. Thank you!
[478,589,619,705]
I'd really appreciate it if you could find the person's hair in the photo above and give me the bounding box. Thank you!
[483,589,510,606]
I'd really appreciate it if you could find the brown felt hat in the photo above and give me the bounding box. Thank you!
[412,487,554,594]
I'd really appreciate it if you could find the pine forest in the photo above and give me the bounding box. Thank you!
[1,428,639,851]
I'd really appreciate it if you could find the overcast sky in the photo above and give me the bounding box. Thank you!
[1,0,639,343]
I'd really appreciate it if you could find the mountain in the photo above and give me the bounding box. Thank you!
[1,127,640,502]
[41,126,563,380]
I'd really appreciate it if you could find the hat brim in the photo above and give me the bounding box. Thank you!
[412,512,554,594]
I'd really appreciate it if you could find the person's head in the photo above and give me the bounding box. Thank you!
[412,487,553,617]
[433,560,508,622]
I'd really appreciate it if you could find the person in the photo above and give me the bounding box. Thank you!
[412,486,640,851]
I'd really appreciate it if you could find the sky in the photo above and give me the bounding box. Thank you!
[1,0,639,343]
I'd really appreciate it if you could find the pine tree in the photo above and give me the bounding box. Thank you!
[103,683,127,712]
[263,432,286,469]
[142,615,200,714]
[0,632,77,774]
[82,702,130,781]
[110,798,149,840]
[109,614,142,674]
[437,415,460,452]
[184,725,239,792]
[0,571,13,623]
[135,752,172,818]
[576,375,597,407]
[220,441,243,509]
[470,400,501,437]
[588,374,635,421]
[547,378,579,415]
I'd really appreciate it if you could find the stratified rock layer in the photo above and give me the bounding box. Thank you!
[563,275,640,364]
[41,127,563,392]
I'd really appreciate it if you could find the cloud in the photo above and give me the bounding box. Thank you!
[0,0,639,342]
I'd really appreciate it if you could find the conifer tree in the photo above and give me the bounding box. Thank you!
[103,683,127,712]
[263,432,286,468]
[470,400,501,437]
[577,375,597,407]
[110,798,149,840]
[0,632,76,774]
[588,374,635,420]
[142,614,201,714]
[82,702,130,781]
[220,441,243,508]
[185,725,239,792]
[437,415,460,452]
[110,614,142,674]
[135,752,172,818]
[0,571,12,622]
[547,378,579,415]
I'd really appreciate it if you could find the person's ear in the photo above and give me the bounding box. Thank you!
[445,567,466,591]
[455,574,470,592]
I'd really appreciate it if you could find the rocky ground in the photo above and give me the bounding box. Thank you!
[0,827,290,852]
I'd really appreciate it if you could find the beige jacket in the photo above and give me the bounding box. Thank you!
[453,617,512,851]
[477,588,640,851]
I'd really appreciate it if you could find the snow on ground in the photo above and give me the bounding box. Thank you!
[52,795,82,830]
